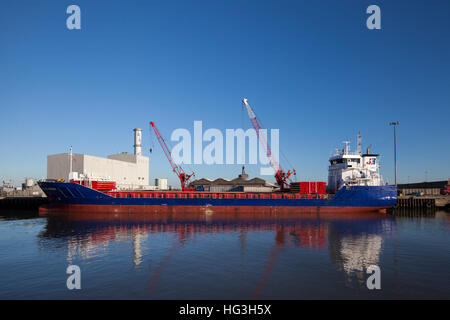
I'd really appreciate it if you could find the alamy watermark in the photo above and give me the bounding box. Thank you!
[167,121,280,176]
[66,265,81,290]
[65,5,382,32]
[366,5,381,30]
[366,265,381,290]
[66,5,81,30]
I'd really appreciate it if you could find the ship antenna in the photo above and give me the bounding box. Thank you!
[342,141,350,155]
[357,132,362,154]
[69,146,73,181]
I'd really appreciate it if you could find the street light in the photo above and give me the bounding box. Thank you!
[390,121,399,186]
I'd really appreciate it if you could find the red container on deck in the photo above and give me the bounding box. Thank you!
[299,182,309,194]
[316,182,327,194]
[91,181,116,191]
[296,181,327,194]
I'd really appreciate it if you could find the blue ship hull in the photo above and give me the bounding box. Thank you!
[38,182,397,213]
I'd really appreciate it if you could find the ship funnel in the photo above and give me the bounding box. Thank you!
[134,128,142,155]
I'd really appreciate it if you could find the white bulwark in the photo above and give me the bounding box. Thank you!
[47,129,150,190]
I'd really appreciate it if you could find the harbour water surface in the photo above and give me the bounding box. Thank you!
[0,209,449,299]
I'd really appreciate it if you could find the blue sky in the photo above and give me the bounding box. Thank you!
[1,0,449,187]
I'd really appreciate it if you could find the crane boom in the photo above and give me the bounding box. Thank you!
[150,121,194,191]
[242,98,295,190]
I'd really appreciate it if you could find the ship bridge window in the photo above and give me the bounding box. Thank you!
[330,159,345,165]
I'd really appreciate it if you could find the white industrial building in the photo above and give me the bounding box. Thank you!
[47,128,151,190]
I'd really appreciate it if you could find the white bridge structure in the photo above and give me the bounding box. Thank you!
[327,133,383,193]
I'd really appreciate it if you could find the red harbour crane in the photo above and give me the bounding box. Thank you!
[242,98,295,190]
[150,121,195,191]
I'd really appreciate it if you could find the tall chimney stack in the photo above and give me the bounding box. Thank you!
[133,128,142,155]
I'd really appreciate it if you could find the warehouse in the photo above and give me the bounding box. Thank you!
[47,128,150,190]
[189,167,276,192]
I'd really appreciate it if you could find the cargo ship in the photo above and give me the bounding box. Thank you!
[38,134,396,213]
[38,99,397,213]
[38,182,396,213]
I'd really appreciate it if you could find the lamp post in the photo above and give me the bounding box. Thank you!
[390,121,399,186]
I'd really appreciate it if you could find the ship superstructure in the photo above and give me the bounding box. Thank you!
[327,133,382,194]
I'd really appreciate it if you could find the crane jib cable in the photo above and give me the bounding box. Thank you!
[241,98,296,190]
[149,121,195,191]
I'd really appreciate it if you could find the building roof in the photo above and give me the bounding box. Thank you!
[191,178,213,185]
[189,167,276,188]
[190,176,275,187]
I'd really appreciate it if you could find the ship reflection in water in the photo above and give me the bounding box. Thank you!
[1,207,448,299]
[35,208,402,299]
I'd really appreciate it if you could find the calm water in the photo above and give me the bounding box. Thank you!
[0,209,449,299]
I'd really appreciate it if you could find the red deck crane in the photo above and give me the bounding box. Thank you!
[150,121,195,191]
[242,98,295,190]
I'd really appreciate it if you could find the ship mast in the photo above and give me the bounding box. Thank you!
[356,132,362,154]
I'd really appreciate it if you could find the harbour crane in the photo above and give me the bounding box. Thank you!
[150,121,195,191]
[242,98,295,190]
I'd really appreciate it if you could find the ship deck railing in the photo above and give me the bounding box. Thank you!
[104,191,329,200]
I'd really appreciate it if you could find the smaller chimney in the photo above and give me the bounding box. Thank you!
[238,166,249,180]
[134,128,142,155]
